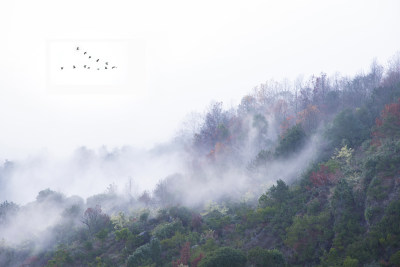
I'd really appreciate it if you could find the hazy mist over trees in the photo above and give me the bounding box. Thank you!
[1,53,400,266]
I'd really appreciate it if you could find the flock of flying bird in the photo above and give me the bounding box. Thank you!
[60,46,117,71]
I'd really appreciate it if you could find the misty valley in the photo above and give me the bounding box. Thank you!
[1,56,400,267]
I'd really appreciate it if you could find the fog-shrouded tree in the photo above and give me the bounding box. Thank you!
[81,205,111,234]
[0,201,18,225]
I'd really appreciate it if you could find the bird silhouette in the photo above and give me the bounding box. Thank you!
[96,59,99,62]
[76,47,79,50]
[61,67,63,70]
[89,56,91,59]
[88,67,90,69]
[105,67,107,69]
[73,65,76,69]
[105,62,108,65]
[84,52,87,55]
[97,68,100,70]
[84,65,87,68]
[112,66,116,69]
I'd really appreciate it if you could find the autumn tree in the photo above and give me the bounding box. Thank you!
[309,164,337,187]
[296,105,320,133]
[372,98,400,144]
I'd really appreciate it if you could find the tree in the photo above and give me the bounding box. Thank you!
[194,102,230,153]
[252,114,269,147]
[275,124,306,157]
[296,105,320,133]
[126,238,161,267]
[331,179,363,251]
[36,188,64,203]
[247,247,285,267]
[153,174,183,207]
[259,179,290,207]
[389,251,400,266]
[0,201,18,225]
[238,95,257,114]
[138,190,152,206]
[198,247,246,267]
[326,108,369,148]
[309,164,336,187]
[343,256,359,267]
[81,205,111,234]
[372,98,400,144]
[169,206,192,227]
[285,212,333,264]
[172,242,191,267]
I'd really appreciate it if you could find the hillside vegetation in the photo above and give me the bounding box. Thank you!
[1,56,400,266]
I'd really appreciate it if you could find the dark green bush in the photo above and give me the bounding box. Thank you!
[247,247,285,267]
[199,247,246,267]
[275,124,306,157]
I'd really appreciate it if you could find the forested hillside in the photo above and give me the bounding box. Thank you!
[1,56,400,266]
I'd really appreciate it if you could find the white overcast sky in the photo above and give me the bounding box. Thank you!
[0,0,399,159]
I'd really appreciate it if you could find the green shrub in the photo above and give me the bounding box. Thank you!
[152,221,183,240]
[126,238,161,267]
[199,247,246,267]
[115,228,130,241]
[140,210,150,222]
[389,251,400,266]
[343,256,359,267]
[169,206,192,227]
[247,247,285,267]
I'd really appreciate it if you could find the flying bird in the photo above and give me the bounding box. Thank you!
[96,59,99,62]
[84,52,87,55]
[105,67,107,69]
[76,47,79,50]
[61,67,63,70]
[89,56,91,59]
[105,62,108,65]
[73,65,76,69]
[112,66,116,69]
[87,67,90,69]
[97,68,100,70]
[84,65,87,68]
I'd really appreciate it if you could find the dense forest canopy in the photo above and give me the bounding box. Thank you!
[1,54,400,266]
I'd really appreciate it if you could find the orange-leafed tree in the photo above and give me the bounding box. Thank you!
[296,105,320,133]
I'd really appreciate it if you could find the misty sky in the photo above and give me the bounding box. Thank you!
[0,0,399,160]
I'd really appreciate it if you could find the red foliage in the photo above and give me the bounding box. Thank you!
[191,253,204,267]
[180,242,190,265]
[296,105,320,133]
[310,165,336,187]
[372,98,400,145]
[172,242,191,267]
[22,256,38,265]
